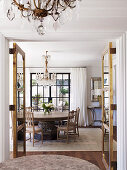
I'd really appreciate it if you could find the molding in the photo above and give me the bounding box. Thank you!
[117,33,127,170]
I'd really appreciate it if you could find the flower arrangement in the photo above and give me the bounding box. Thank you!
[42,102,54,114]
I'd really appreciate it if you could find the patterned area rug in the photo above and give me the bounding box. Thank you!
[25,128,117,151]
[10,128,117,152]
[0,155,100,170]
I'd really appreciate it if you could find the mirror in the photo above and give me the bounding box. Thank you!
[91,77,101,102]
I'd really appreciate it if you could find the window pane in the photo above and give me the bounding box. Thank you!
[38,98,43,110]
[56,98,63,110]
[51,86,56,97]
[63,74,69,85]
[63,98,69,110]
[17,97,23,111]
[52,98,56,107]
[44,98,48,103]
[60,86,69,97]
[38,86,43,97]
[57,74,62,79]
[44,86,49,97]
[32,97,38,107]
[32,74,37,86]
[57,86,62,97]
[56,74,62,85]
[32,86,37,97]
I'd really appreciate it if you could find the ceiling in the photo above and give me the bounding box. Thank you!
[1,0,127,41]
[4,0,127,67]
[15,41,105,67]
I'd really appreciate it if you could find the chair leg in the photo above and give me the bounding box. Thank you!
[41,131,43,144]
[57,129,59,140]
[30,133,31,142]
[77,125,79,137]
[33,132,34,147]
[67,132,69,144]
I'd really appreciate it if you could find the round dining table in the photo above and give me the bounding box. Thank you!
[23,111,69,140]
[18,111,69,140]
[32,111,69,122]
[18,111,69,121]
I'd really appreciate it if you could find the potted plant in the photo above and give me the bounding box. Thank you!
[60,88,68,95]
[32,94,41,105]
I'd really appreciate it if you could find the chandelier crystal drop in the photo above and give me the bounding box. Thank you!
[7,0,81,35]
[36,51,56,86]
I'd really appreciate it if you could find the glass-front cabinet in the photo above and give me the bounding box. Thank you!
[102,42,117,170]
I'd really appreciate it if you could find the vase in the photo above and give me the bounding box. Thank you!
[44,110,50,115]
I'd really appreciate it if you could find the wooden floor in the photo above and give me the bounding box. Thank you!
[26,151,106,170]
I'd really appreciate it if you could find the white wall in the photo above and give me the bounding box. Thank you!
[0,34,9,162]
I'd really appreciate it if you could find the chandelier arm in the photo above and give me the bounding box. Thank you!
[13,0,29,11]
[38,0,41,8]
[45,0,52,9]
[67,0,77,8]
[64,0,76,9]
[33,0,39,9]
[58,1,66,9]
[46,0,56,12]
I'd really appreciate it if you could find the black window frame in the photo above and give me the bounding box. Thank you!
[30,73,70,112]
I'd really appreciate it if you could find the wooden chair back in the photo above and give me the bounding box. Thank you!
[67,110,76,128]
[25,107,34,112]
[76,107,80,124]
[25,111,34,128]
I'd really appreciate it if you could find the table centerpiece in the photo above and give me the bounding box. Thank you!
[42,102,54,114]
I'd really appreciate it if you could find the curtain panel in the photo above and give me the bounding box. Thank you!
[70,68,87,126]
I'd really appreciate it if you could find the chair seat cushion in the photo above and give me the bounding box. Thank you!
[57,125,75,131]
[26,126,42,133]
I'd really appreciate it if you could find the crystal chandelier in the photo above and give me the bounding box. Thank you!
[7,0,81,35]
[36,51,56,86]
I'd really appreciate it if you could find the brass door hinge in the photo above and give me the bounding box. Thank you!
[9,48,16,54]
[110,48,116,54]
[111,104,117,110]
[9,105,15,111]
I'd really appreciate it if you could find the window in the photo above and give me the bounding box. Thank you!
[30,73,70,111]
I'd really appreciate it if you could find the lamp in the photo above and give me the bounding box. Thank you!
[94,89,102,106]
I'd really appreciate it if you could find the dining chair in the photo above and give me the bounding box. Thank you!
[57,110,76,143]
[25,111,43,147]
[25,107,39,125]
[75,107,80,137]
